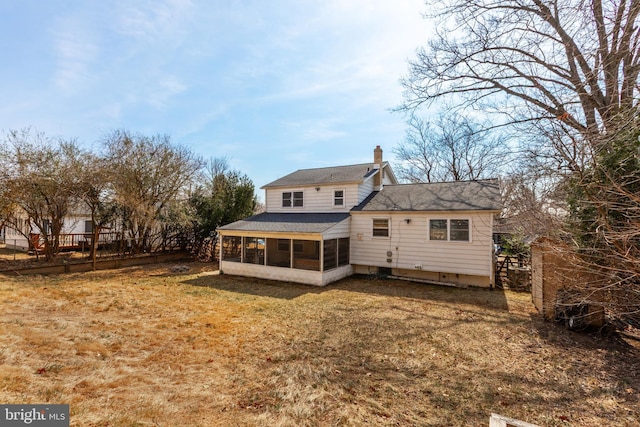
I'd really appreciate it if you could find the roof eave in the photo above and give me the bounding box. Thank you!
[261,179,365,189]
[352,208,502,213]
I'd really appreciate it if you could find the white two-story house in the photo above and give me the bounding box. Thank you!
[218,146,502,287]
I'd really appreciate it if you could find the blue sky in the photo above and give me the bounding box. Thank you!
[0,1,431,196]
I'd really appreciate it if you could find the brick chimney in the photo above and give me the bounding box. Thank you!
[373,145,383,190]
[374,145,383,166]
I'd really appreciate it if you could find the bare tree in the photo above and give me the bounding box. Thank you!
[401,0,640,166]
[1,129,84,261]
[561,123,640,324]
[394,112,507,182]
[74,152,117,266]
[401,0,640,324]
[499,173,566,238]
[0,147,16,239]
[103,130,204,253]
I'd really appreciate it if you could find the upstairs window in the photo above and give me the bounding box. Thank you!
[334,190,344,207]
[429,219,470,242]
[282,192,291,207]
[282,191,304,208]
[372,218,389,237]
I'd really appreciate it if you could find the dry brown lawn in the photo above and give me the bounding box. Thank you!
[0,246,89,267]
[0,263,638,426]
[0,246,35,262]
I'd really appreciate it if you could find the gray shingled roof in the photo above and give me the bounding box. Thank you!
[218,212,351,233]
[261,162,386,188]
[353,180,502,212]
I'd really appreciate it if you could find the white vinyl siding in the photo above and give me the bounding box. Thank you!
[322,217,351,239]
[357,179,374,204]
[381,167,396,186]
[265,184,363,213]
[350,212,494,277]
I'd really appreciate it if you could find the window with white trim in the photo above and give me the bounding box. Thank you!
[334,190,344,207]
[372,218,390,237]
[282,191,304,208]
[429,219,470,242]
[450,219,470,241]
[282,192,291,207]
[429,219,447,240]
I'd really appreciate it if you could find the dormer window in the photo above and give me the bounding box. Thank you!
[334,190,344,207]
[282,191,303,208]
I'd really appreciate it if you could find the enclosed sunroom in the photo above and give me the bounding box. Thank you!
[217,212,352,286]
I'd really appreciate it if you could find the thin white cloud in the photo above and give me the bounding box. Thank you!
[282,118,347,142]
[51,18,98,91]
[223,0,431,109]
[113,0,194,42]
[147,74,188,109]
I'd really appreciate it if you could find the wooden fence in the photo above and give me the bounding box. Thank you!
[0,251,192,276]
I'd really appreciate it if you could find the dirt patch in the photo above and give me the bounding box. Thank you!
[0,264,638,426]
[0,247,89,268]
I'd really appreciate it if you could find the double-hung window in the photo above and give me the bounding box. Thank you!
[282,191,304,208]
[429,219,447,240]
[449,219,470,241]
[372,218,390,237]
[334,190,344,207]
[429,219,470,242]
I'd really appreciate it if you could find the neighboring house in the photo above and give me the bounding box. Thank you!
[218,146,502,287]
[2,210,113,252]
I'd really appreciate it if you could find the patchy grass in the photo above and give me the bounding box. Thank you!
[0,246,89,269]
[0,264,638,426]
[0,246,34,262]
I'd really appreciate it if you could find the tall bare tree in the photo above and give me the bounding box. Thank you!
[0,146,16,238]
[1,129,85,261]
[401,0,640,167]
[562,122,640,324]
[103,130,204,253]
[74,151,117,266]
[394,112,507,182]
[401,0,640,324]
[499,173,566,237]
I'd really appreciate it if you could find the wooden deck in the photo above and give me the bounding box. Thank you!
[31,232,121,251]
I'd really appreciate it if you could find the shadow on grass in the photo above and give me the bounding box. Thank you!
[181,272,510,311]
[528,311,640,404]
